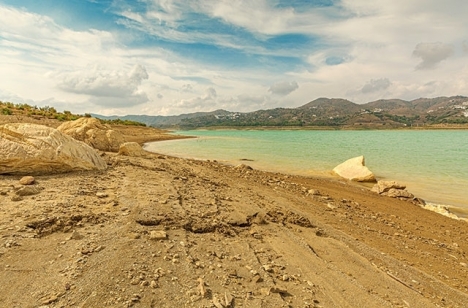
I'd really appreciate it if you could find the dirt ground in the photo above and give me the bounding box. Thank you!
[1,123,468,307]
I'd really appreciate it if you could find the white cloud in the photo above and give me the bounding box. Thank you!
[174,87,217,109]
[268,81,299,96]
[56,65,149,107]
[412,42,454,70]
[1,1,468,116]
[361,78,391,93]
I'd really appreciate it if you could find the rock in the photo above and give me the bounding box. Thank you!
[224,292,234,307]
[149,230,167,240]
[57,117,125,152]
[212,295,224,308]
[332,156,376,182]
[11,195,23,202]
[118,142,146,157]
[234,164,253,171]
[371,180,406,194]
[96,192,108,198]
[384,188,414,199]
[19,176,35,185]
[308,189,320,195]
[197,278,207,298]
[15,186,43,196]
[69,230,84,240]
[0,123,107,174]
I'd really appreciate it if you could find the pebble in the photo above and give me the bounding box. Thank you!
[149,231,168,240]
[11,195,23,202]
[96,192,108,198]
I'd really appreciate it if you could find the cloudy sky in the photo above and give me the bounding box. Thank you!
[1,0,467,116]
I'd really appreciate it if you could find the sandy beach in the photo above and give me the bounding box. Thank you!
[1,125,468,307]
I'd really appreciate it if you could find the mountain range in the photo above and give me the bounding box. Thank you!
[93,96,468,129]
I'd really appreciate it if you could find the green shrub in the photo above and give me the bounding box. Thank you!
[2,108,12,115]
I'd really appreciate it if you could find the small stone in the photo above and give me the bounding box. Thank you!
[42,295,58,305]
[228,269,237,277]
[150,280,158,288]
[68,230,84,240]
[262,265,273,273]
[149,231,167,240]
[308,189,320,195]
[212,295,224,308]
[129,233,141,239]
[11,195,23,202]
[252,275,263,283]
[96,192,108,198]
[19,176,35,185]
[224,292,234,307]
[270,287,288,294]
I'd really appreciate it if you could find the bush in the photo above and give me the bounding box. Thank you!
[2,108,12,115]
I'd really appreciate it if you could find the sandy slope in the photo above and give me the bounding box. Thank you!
[1,146,468,307]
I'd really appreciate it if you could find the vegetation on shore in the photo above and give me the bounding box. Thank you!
[0,101,146,127]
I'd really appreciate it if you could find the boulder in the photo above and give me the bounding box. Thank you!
[19,176,35,185]
[332,156,376,182]
[372,180,423,204]
[57,117,125,152]
[0,123,107,174]
[383,188,414,199]
[118,142,146,157]
[371,180,406,194]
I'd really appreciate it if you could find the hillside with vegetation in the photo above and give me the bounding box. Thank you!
[0,101,146,127]
[178,96,468,129]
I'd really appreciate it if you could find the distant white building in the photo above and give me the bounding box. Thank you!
[464,111,468,117]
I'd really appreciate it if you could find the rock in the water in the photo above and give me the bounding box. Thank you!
[372,180,422,203]
[332,156,376,182]
[57,117,125,152]
[0,123,107,174]
[19,176,35,185]
[118,142,146,157]
[383,188,414,199]
[371,180,406,194]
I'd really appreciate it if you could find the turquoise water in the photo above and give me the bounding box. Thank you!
[144,130,468,211]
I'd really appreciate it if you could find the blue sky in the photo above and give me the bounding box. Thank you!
[0,0,467,116]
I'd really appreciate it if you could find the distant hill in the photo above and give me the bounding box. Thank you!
[92,109,233,128]
[93,96,468,129]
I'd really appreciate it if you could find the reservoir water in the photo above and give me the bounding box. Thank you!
[145,130,468,214]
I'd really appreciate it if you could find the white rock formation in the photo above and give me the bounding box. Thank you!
[0,123,107,174]
[57,117,125,152]
[371,180,406,194]
[118,142,146,157]
[332,156,376,182]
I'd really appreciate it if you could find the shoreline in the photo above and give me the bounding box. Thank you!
[2,128,468,306]
[177,124,468,131]
[144,132,468,221]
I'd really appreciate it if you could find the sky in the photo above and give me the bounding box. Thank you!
[0,0,467,116]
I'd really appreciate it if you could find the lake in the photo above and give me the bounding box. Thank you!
[145,129,468,215]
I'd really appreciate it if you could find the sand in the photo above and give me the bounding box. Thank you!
[0,124,467,307]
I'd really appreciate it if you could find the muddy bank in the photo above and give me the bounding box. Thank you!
[0,147,468,307]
